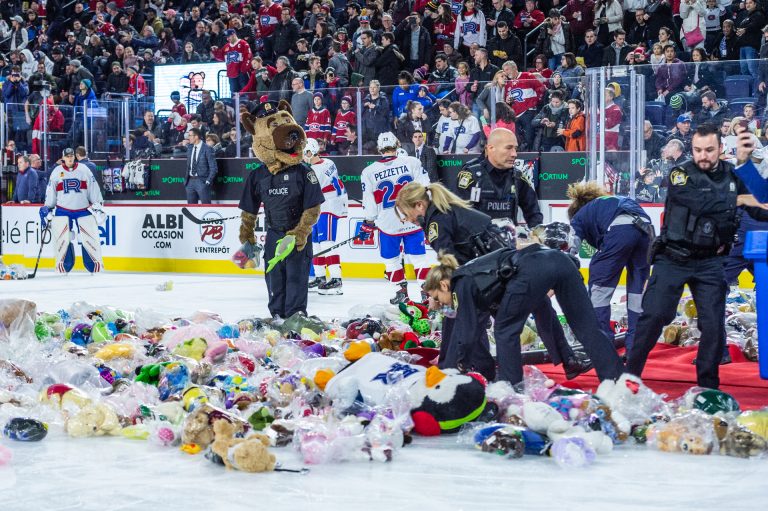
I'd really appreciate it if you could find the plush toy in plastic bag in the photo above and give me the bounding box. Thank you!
[646,411,715,455]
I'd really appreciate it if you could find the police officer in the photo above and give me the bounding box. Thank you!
[566,181,653,353]
[396,181,593,380]
[627,125,768,389]
[453,128,590,374]
[423,248,624,385]
[238,101,325,320]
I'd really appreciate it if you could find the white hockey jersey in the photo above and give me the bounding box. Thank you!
[361,154,430,236]
[312,157,348,217]
[45,162,104,212]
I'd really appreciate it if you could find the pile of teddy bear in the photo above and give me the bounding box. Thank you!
[0,295,767,474]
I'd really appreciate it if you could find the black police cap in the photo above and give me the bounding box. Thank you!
[251,100,280,119]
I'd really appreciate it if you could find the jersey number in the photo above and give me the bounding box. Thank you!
[376,175,413,209]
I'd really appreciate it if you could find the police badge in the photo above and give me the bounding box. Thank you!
[457,170,474,189]
[307,170,319,184]
[428,222,439,243]
[670,169,688,186]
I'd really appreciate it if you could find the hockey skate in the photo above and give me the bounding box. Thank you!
[389,284,410,305]
[318,278,343,295]
[308,277,325,293]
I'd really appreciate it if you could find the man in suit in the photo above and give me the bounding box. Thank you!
[408,131,439,182]
[185,128,218,204]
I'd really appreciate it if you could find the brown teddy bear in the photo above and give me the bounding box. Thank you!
[182,403,248,449]
[235,100,324,320]
[211,419,276,472]
[66,403,123,437]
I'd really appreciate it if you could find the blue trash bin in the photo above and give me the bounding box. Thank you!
[744,230,768,380]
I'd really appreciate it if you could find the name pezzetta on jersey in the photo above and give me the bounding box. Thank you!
[361,155,430,235]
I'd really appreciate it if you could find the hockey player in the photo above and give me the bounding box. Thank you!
[358,132,431,304]
[39,147,106,274]
[304,139,348,295]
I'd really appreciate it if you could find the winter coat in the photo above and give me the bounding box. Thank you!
[655,58,688,94]
[354,44,381,86]
[562,112,586,151]
[486,33,523,68]
[536,22,575,58]
[273,19,301,57]
[679,0,707,49]
[361,92,393,142]
[375,44,406,87]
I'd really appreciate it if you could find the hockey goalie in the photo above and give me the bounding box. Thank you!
[39,147,106,274]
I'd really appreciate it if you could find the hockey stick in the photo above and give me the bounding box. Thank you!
[314,235,362,257]
[181,207,241,225]
[28,224,52,279]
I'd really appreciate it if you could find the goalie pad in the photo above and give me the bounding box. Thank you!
[76,214,104,273]
[51,216,75,273]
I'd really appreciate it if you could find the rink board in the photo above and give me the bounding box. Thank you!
[0,204,432,278]
[1,202,753,286]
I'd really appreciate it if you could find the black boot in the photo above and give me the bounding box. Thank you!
[563,354,594,380]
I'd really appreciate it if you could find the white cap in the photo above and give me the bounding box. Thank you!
[377,132,399,150]
[304,138,320,156]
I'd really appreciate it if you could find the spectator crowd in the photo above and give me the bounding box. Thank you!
[2,0,768,203]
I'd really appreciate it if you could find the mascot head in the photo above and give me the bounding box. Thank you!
[240,100,306,174]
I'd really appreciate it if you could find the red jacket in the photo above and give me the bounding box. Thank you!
[503,72,545,116]
[212,38,252,78]
[128,74,147,96]
[258,3,283,38]
[513,9,545,30]
[604,103,622,151]
[305,108,332,142]
[333,109,357,144]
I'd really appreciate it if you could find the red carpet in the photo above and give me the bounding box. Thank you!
[537,344,768,410]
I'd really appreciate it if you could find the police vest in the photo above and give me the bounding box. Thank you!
[452,248,518,311]
[458,161,518,220]
[663,161,739,254]
[257,164,307,231]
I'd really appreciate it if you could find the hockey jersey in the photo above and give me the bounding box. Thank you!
[332,109,357,145]
[258,3,282,37]
[361,154,430,235]
[305,107,332,142]
[212,39,252,78]
[454,10,487,48]
[312,157,348,217]
[45,162,104,212]
[503,72,545,116]
[436,115,453,152]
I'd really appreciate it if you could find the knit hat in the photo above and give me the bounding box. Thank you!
[313,92,324,99]
[341,95,352,104]
[669,94,684,110]
[81,78,92,89]
[413,65,429,82]
[163,9,176,18]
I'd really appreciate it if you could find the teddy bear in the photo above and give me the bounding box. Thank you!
[647,412,714,455]
[210,420,276,473]
[317,352,490,436]
[235,100,323,320]
[66,403,123,437]
[522,401,614,455]
[182,403,249,450]
[718,419,768,458]
[595,373,667,426]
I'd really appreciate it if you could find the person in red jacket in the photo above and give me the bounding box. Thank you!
[513,0,545,40]
[127,65,147,96]
[31,98,65,157]
[305,92,332,144]
[258,0,283,60]
[332,95,357,152]
[503,61,546,150]
[603,87,622,151]
[211,29,253,96]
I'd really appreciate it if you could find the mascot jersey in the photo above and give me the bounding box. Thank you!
[361,155,430,236]
[45,162,103,213]
[312,158,348,218]
[325,353,426,404]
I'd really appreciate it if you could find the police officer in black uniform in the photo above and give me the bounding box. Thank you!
[627,125,768,389]
[423,246,625,385]
[238,102,325,320]
[452,127,592,375]
[396,180,593,380]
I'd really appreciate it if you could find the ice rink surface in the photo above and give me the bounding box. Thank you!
[1,271,767,511]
